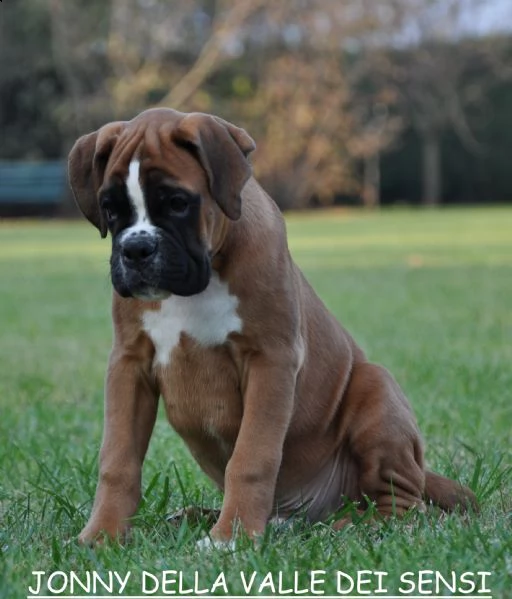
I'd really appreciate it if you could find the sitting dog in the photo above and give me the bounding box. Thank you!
[68,108,476,544]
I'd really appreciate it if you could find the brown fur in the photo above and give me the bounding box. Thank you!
[69,108,477,544]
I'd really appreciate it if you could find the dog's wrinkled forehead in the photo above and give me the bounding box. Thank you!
[103,109,207,191]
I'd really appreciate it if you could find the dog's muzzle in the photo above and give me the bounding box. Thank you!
[112,229,211,300]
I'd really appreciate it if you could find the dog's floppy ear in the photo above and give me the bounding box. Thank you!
[68,122,125,237]
[172,113,255,220]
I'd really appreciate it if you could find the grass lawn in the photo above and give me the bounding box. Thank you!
[0,207,511,598]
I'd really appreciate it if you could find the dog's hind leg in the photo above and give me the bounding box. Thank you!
[334,362,427,522]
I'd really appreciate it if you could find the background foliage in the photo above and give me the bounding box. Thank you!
[1,0,511,209]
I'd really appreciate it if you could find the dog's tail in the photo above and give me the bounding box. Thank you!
[424,470,479,512]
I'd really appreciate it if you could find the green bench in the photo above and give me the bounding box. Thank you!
[0,161,67,215]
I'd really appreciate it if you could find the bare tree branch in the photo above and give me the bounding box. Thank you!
[158,0,268,110]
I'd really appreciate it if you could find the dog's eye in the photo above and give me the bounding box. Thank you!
[101,196,118,222]
[169,194,189,215]
[104,204,117,222]
[158,188,189,216]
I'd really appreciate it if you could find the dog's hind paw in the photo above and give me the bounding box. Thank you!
[166,506,220,528]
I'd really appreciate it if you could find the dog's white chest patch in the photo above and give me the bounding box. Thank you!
[142,273,242,366]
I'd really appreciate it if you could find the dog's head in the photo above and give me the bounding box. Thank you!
[68,108,255,299]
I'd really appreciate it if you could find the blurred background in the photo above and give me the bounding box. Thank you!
[1,0,511,215]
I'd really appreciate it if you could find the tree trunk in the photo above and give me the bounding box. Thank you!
[421,131,441,206]
[48,0,86,217]
[362,152,380,208]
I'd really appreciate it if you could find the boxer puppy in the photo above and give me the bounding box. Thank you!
[68,108,477,544]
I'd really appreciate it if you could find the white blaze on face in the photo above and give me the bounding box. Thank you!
[120,160,157,241]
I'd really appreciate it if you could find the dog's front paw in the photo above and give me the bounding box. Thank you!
[196,535,236,551]
[196,520,236,551]
[78,518,130,545]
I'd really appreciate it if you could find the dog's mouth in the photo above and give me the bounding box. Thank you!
[130,284,172,302]
[111,252,211,300]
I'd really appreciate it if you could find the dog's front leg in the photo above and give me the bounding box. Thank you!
[79,350,159,543]
[209,352,298,542]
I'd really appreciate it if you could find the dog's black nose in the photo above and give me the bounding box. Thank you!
[122,234,158,262]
